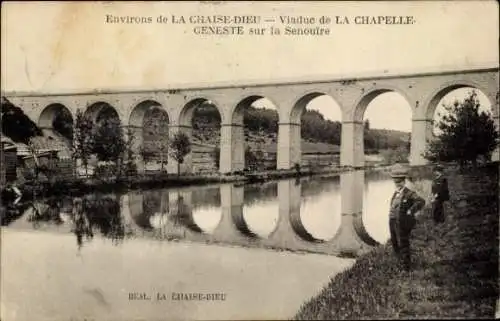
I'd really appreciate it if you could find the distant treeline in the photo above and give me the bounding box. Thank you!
[190,105,410,151]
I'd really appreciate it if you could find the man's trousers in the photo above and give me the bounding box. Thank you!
[389,218,412,270]
[432,201,445,223]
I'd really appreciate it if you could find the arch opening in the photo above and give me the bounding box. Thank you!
[430,87,494,136]
[179,99,222,174]
[233,95,279,172]
[428,86,497,163]
[38,103,74,141]
[130,101,169,170]
[85,102,122,163]
[85,102,120,125]
[359,91,412,165]
[292,93,342,171]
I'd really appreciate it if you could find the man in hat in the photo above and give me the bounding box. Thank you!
[389,164,425,271]
[431,164,449,224]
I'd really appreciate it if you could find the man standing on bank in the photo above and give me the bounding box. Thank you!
[431,164,450,224]
[389,164,425,271]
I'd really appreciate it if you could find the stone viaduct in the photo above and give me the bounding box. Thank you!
[3,66,499,173]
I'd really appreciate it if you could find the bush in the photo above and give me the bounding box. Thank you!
[93,163,118,180]
[424,91,499,165]
[122,161,138,177]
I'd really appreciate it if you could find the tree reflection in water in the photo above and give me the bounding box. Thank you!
[79,195,125,247]
[22,194,126,249]
[72,198,93,249]
[27,198,64,228]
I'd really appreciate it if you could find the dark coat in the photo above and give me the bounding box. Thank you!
[390,186,426,229]
[432,175,450,202]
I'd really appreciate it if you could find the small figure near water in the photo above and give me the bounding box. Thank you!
[430,164,450,224]
[388,164,425,271]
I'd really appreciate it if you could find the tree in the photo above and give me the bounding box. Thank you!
[52,108,74,141]
[169,131,191,176]
[1,96,43,144]
[424,91,499,166]
[123,127,138,176]
[93,117,126,167]
[245,147,259,171]
[143,108,169,171]
[73,109,94,176]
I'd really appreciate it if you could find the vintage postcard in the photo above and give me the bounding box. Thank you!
[1,1,499,320]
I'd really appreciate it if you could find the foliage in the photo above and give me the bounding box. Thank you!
[187,104,408,151]
[169,131,192,175]
[52,107,74,141]
[424,91,499,165]
[245,147,266,171]
[245,107,278,133]
[301,109,341,145]
[210,147,220,170]
[73,109,94,174]
[92,117,126,163]
[142,108,169,164]
[140,146,156,163]
[81,196,125,244]
[93,163,118,180]
[380,146,410,164]
[124,127,136,162]
[1,97,43,143]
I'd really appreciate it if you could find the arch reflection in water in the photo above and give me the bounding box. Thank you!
[242,183,279,238]
[331,171,380,254]
[190,186,223,234]
[300,177,342,241]
[126,189,210,238]
[269,179,319,245]
[214,184,258,239]
[363,171,394,244]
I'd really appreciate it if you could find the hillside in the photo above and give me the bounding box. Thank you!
[294,164,499,319]
[185,106,410,150]
[185,104,410,154]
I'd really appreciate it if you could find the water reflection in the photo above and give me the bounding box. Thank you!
[243,183,279,238]
[2,170,430,256]
[6,194,127,249]
[300,177,341,241]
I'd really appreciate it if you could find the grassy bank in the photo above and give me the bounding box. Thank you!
[294,163,499,319]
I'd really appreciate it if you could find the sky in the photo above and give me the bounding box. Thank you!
[1,1,498,132]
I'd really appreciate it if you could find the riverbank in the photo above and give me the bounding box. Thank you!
[294,163,499,319]
[6,164,394,200]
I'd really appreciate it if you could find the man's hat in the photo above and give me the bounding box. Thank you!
[390,163,409,178]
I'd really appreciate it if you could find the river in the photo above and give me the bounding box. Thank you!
[0,170,428,321]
